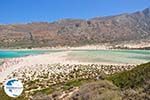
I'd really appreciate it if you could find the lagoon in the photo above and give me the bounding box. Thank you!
[68,50,150,64]
[0,49,149,64]
[0,50,49,58]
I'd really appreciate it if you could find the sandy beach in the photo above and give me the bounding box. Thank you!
[0,50,138,83]
[0,51,68,82]
[0,44,109,51]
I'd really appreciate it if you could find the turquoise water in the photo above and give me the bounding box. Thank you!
[0,50,49,58]
[0,49,149,64]
[68,50,150,64]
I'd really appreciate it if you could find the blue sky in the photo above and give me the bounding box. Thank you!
[0,0,150,24]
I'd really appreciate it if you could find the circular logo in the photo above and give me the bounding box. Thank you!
[4,78,24,98]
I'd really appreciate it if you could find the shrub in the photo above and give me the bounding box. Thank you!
[107,62,150,89]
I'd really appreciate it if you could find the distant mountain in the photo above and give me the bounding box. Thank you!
[0,8,150,48]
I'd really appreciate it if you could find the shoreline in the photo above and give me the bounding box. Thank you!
[0,48,149,82]
[0,43,150,51]
[0,51,139,83]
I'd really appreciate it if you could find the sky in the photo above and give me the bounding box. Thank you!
[0,0,150,24]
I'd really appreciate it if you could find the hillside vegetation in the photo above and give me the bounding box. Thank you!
[32,62,150,100]
[107,62,150,89]
[107,62,150,100]
[0,62,149,100]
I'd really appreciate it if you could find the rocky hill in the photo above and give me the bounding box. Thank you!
[0,8,150,48]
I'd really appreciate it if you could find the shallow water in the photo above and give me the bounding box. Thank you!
[0,49,149,64]
[68,50,150,64]
[0,50,49,58]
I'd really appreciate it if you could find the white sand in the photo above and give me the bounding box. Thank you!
[0,50,136,83]
[0,51,67,82]
[0,51,87,82]
[0,44,109,51]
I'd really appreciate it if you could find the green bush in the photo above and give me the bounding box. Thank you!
[107,62,150,89]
